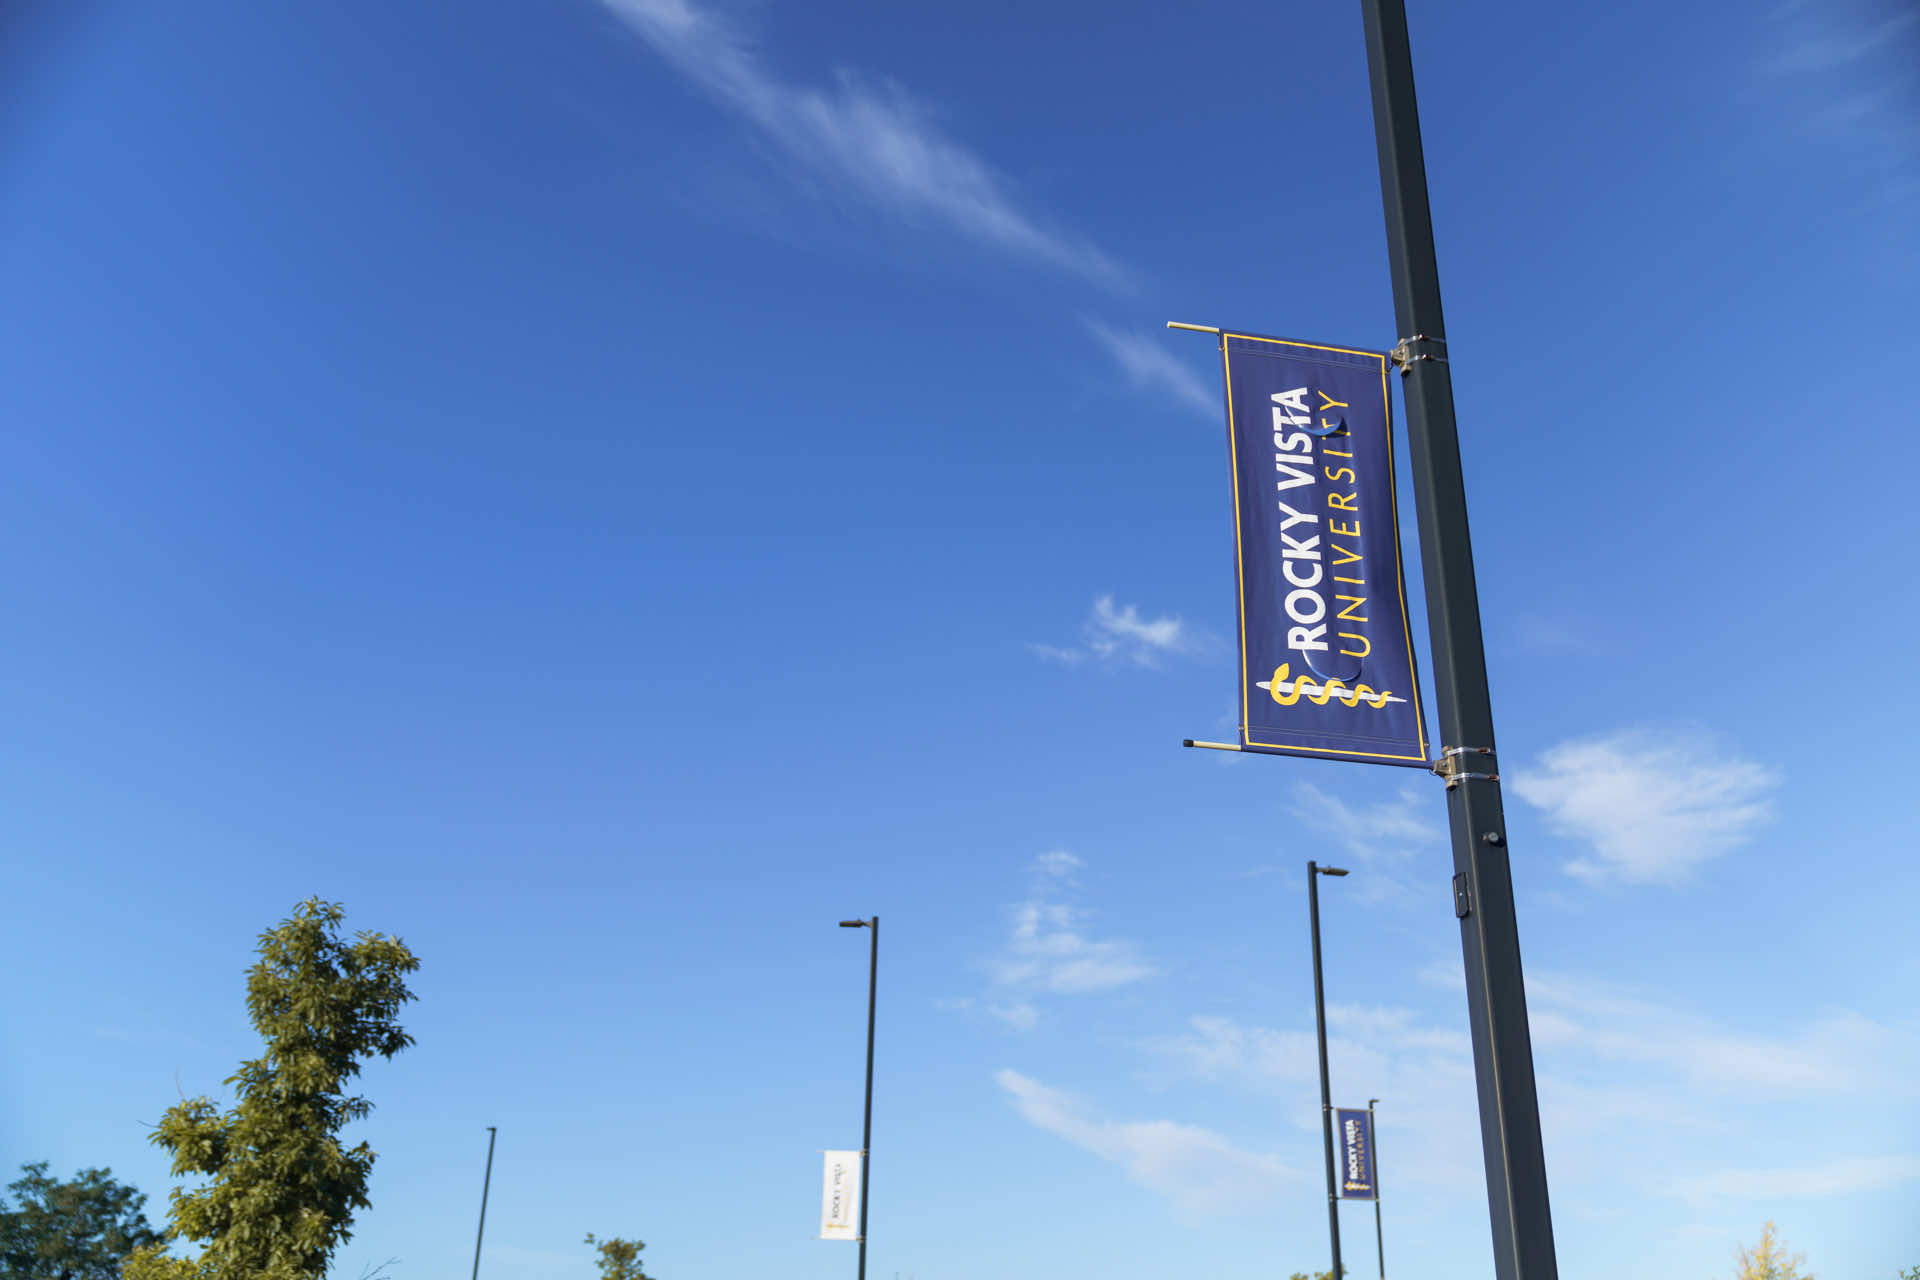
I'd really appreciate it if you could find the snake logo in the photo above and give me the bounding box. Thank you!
[1258,662,1404,709]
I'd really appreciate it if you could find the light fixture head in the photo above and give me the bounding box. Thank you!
[1320,866,1350,877]
[838,919,868,928]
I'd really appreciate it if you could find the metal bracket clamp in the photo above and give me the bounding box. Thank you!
[1431,745,1497,790]
[1389,333,1448,376]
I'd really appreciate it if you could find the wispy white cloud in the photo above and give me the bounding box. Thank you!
[936,995,1038,1029]
[1148,971,1920,1203]
[1665,1154,1920,1201]
[1508,731,1780,885]
[1766,2,1917,73]
[1033,849,1083,882]
[988,1001,1039,1030]
[1146,1009,1483,1190]
[1152,1014,1328,1090]
[1758,0,1920,207]
[1289,781,1441,886]
[995,1069,1296,1215]
[1327,1003,1472,1057]
[1521,972,1919,1100]
[1085,597,1188,662]
[599,0,1126,284]
[1027,642,1088,665]
[1082,319,1217,416]
[996,851,1154,995]
[943,853,1153,1030]
[1151,1007,1469,1095]
[1031,595,1206,668]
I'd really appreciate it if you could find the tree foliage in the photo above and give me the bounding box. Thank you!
[123,898,419,1280]
[1735,1221,1812,1280]
[0,1161,162,1280]
[584,1233,654,1280]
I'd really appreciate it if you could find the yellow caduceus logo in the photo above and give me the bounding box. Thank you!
[1257,663,1404,709]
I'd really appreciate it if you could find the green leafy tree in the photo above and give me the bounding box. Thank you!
[1735,1221,1811,1280]
[584,1234,654,1280]
[0,1161,161,1280]
[123,898,419,1280]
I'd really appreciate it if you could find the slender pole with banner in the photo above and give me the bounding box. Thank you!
[1369,1098,1385,1280]
[470,1126,496,1280]
[1357,2,1560,1276]
[839,917,880,1280]
[1308,862,1345,1280]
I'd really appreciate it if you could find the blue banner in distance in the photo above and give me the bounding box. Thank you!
[1336,1106,1378,1200]
[1218,330,1427,766]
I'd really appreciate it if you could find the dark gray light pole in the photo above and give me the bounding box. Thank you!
[1368,1098,1385,1280]
[839,917,879,1280]
[1307,861,1348,1280]
[470,1126,496,1280]
[1357,3,1560,1277]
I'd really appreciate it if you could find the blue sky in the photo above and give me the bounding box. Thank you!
[2,1,1917,1278]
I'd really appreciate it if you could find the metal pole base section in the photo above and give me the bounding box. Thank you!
[1308,863,1343,1280]
[1357,2,1560,1277]
[471,1126,497,1280]
[858,917,878,1280]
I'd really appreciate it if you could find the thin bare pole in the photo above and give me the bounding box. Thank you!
[1369,1098,1385,1279]
[857,917,878,1280]
[470,1126,497,1280]
[839,917,880,1280]
[1308,862,1342,1280]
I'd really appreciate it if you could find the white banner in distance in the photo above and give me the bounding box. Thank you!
[819,1150,861,1241]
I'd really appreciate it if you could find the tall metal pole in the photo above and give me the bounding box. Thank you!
[470,1126,497,1280]
[858,916,878,1280]
[1357,3,1559,1277]
[1307,862,1342,1280]
[1368,1099,1385,1280]
[839,917,879,1280]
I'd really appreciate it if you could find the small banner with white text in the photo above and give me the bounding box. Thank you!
[1336,1107,1378,1200]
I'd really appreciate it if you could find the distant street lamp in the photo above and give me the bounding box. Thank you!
[470,1126,497,1280]
[1308,862,1349,1280]
[839,918,879,1280]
